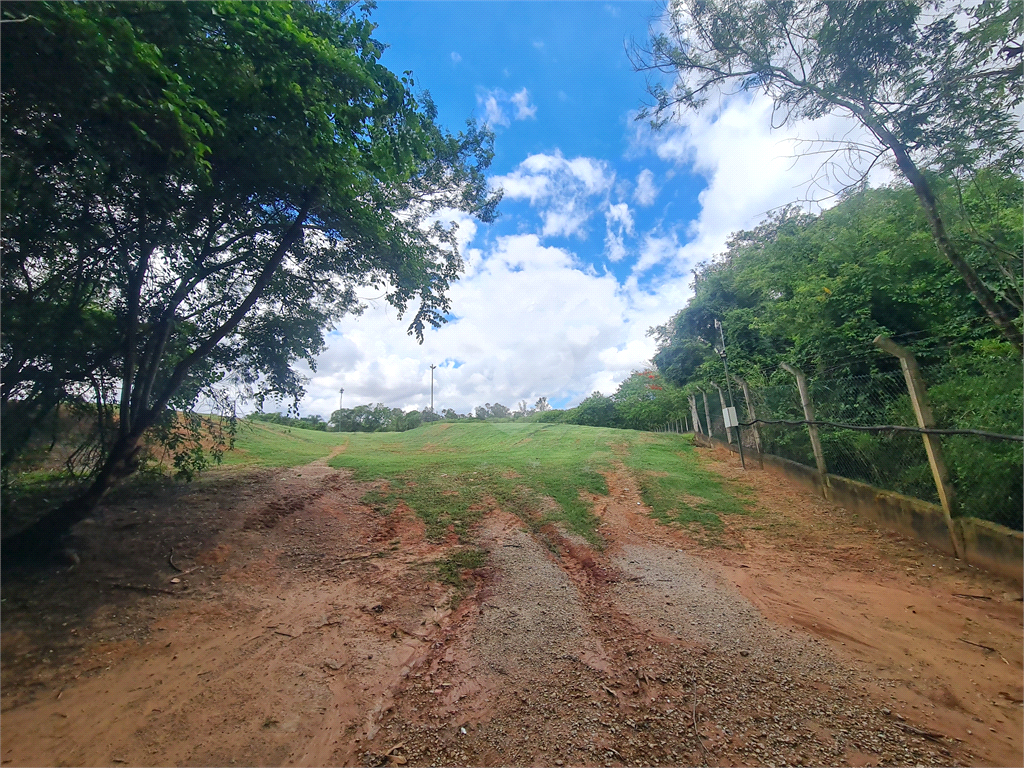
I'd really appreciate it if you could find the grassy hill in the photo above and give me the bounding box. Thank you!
[230,421,752,543]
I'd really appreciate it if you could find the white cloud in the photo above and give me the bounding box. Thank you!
[510,88,538,120]
[491,151,616,240]
[633,169,659,206]
[287,87,896,423]
[478,92,509,128]
[294,230,694,419]
[477,87,538,129]
[603,202,635,262]
[634,91,893,274]
[450,51,462,64]
[605,202,634,233]
[634,232,682,276]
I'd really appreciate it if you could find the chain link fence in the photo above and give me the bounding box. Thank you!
[688,360,1022,531]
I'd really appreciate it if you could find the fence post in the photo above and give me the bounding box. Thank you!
[734,375,764,469]
[699,388,714,440]
[874,335,964,559]
[780,362,830,499]
[688,395,702,435]
[712,383,734,444]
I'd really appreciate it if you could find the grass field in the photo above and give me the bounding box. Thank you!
[228,421,753,542]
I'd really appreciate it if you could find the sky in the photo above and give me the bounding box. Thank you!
[292,1,879,419]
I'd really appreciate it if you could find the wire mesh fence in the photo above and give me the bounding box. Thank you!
[683,360,1022,531]
[807,371,940,505]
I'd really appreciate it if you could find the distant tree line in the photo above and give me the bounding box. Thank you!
[248,396,557,433]
[534,373,682,431]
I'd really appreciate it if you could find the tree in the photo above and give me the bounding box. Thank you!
[474,405,489,420]
[403,410,423,431]
[649,180,1021,383]
[634,0,1023,349]
[488,402,512,419]
[1,2,500,550]
[612,371,686,430]
[534,396,551,412]
[572,392,617,427]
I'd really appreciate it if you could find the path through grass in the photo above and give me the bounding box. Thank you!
[228,421,752,542]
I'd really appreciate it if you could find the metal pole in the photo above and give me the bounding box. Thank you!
[429,364,436,412]
[716,320,746,469]
[712,382,733,444]
[339,387,344,412]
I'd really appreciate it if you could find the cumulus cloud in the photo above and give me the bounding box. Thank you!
[633,168,659,206]
[450,51,462,63]
[490,151,615,239]
[477,87,538,129]
[293,229,694,419]
[288,89,894,422]
[637,91,893,270]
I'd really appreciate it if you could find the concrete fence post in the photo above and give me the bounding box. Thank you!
[699,388,714,441]
[712,382,734,444]
[734,375,764,469]
[780,362,830,499]
[874,335,964,559]
[688,395,702,435]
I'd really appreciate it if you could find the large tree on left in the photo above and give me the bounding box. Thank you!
[1,1,500,550]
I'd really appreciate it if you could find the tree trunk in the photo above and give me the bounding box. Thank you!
[2,432,144,557]
[2,196,317,558]
[871,124,1024,351]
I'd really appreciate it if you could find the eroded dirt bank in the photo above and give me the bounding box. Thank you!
[2,447,1020,767]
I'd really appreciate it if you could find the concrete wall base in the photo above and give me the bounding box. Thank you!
[692,432,1022,584]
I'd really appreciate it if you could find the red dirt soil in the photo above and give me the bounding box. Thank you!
[1,445,1020,767]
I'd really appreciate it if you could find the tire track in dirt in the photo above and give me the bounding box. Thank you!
[366,466,977,767]
[3,452,1014,767]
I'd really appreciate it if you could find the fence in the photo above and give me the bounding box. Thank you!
[658,340,1023,535]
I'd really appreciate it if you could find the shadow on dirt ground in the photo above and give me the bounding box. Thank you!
[1,445,1021,767]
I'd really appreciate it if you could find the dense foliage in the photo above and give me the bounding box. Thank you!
[327,404,423,432]
[652,175,1022,384]
[1,1,499,547]
[635,0,1023,348]
[646,177,1022,529]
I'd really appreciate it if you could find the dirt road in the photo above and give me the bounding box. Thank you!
[2,446,1021,767]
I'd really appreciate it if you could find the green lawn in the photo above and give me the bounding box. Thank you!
[225,420,347,467]
[227,420,752,542]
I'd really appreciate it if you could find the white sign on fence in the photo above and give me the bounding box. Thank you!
[723,406,738,429]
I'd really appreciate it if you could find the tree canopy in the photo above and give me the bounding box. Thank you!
[650,175,1022,386]
[1,1,500,548]
[634,0,1023,348]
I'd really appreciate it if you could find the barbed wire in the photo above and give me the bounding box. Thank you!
[739,418,1023,443]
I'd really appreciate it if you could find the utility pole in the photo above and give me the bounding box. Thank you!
[339,387,344,412]
[715,319,746,469]
[429,364,437,413]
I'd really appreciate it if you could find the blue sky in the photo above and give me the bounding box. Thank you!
[370,1,704,286]
[296,1,878,417]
